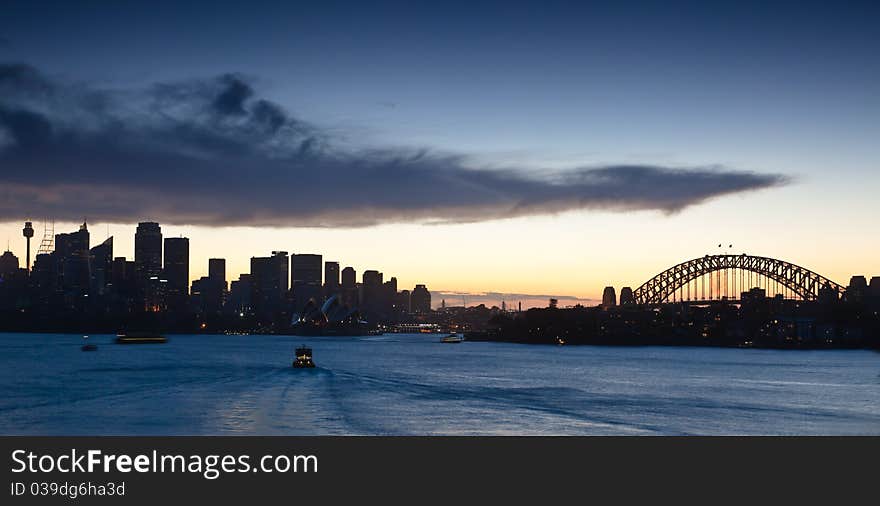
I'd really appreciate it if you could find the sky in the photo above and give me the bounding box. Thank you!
[0,0,878,305]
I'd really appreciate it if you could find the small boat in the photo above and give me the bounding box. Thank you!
[441,333,464,343]
[116,331,168,344]
[81,335,98,351]
[292,345,315,368]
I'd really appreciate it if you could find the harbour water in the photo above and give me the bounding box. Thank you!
[1,333,878,435]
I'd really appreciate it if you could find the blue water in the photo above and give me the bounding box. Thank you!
[0,333,878,435]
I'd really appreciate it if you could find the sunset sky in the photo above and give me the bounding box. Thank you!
[1,1,878,304]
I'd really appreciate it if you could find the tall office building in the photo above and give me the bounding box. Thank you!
[396,289,411,314]
[30,252,55,295]
[131,223,164,312]
[324,261,340,292]
[340,266,357,308]
[192,267,225,319]
[292,254,322,287]
[227,274,252,316]
[54,222,90,295]
[846,275,868,303]
[383,277,398,318]
[163,237,190,310]
[0,250,18,278]
[870,277,880,297]
[111,257,128,282]
[362,270,382,286]
[209,258,226,288]
[360,270,384,320]
[89,237,113,296]
[602,286,617,307]
[110,256,136,303]
[292,254,322,312]
[250,251,289,323]
[410,284,431,314]
[341,266,356,288]
[134,222,162,282]
[192,258,228,317]
[250,256,272,307]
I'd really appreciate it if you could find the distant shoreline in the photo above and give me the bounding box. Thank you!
[0,330,876,352]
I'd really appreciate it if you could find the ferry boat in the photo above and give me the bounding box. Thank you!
[116,331,168,344]
[81,335,98,351]
[441,333,464,343]
[292,345,316,368]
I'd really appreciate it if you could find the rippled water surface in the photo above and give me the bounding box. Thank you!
[1,333,878,435]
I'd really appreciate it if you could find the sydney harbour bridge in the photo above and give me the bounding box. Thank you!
[630,254,844,305]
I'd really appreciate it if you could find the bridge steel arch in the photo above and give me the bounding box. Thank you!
[632,254,843,305]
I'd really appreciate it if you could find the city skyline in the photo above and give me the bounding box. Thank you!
[0,218,597,309]
[1,213,875,345]
[1,1,879,301]
[0,213,874,306]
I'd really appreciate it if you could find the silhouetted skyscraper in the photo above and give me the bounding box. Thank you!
[292,254,322,311]
[54,222,90,296]
[30,252,55,295]
[324,261,340,291]
[411,284,431,314]
[131,218,161,305]
[192,257,225,319]
[250,251,288,323]
[189,257,228,318]
[209,258,226,287]
[89,237,113,296]
[397,289,411,313]
[846,275,868,303]
[0,250,18,279]
[292,254,322,286]
[602,286,617,307]
[227,274,252,316]
[362,270,382,286]
[135,222,162,283]
[341,266,356,288]
[110,256,136,306]
[383,276,398,317]
[341,266,357,308]
[360,270,384,320]
[870,277,880,297]
[163,237,189,310]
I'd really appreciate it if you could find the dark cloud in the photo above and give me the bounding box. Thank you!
[211,74,253,116]
[0,62,789,227]
[0,63,51,95]
[0,107,52,148]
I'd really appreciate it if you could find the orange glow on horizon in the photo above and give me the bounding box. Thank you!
[1,181,878,305]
